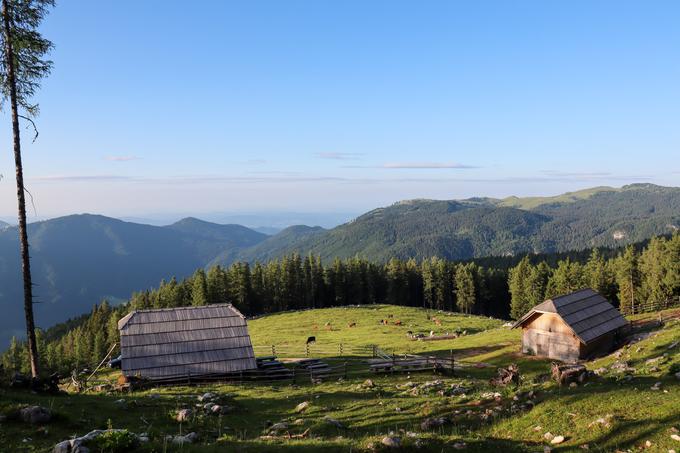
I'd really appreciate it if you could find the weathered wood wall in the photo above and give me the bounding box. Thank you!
[521,313,581,362]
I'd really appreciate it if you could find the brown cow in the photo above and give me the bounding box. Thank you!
[347,322,357,328]
[394,319,402,326]
[434,318,442,326]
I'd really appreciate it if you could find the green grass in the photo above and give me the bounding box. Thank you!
[249,304,505,358]
[498,186,619,210]
[1,306,679,452]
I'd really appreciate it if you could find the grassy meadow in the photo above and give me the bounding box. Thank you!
[1,306,679,452]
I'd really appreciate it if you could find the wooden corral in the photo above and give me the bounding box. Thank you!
[513,288,628,362]
[118,304,257,382]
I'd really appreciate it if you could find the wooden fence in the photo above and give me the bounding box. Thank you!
[251,343,375,359]
[628,296,680,315]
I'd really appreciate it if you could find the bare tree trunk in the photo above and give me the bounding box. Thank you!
[2,0,40,378]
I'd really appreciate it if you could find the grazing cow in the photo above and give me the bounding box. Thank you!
[434,318,442,326]
[325,324,333,331]
[429,330,435,337]
[394,319,402,326]
[348,322,357,328]
[306,336,316,344]
[387,314,394,318]
[380,319,389,325]
[406,330,413,336]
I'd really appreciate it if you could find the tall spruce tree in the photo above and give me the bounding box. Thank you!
[0,0,54,377]
[615,245,640,314]
[454,263,475,314]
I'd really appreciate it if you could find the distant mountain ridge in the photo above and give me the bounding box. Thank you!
[229,183,680,263]
[1,183,679,346]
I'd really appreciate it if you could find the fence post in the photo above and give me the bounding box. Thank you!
[306,343,310,357]
[272,345,276,357]
[340,343,343,357]
[450,349,454,376]
[344,362,347,379]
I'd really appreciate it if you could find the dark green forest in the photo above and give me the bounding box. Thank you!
[3,233,679,376]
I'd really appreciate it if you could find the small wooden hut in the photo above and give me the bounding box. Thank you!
[118,304,257,381]
[512,288,628,362]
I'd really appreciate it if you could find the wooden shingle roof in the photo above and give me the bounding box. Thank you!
[512,288,628,344]
[118,304,257,381]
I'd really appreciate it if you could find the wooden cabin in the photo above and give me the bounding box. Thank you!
[118,304,257,382]
[512,288,628,362]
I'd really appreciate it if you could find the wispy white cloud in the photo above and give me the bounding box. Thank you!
[235,159,267,165]
[315,152,364,160]
[32,175,132,182]
[542,170,612,178]
[382,162,475,169]
[105,155,141,162]
[26,172,653,186]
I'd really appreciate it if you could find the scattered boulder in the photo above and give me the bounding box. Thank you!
[53,429,138,453]
[645,356,666,366]
[651,382,662,391]
[198,392,215,402]
[269,422,289,433]
[168,432,198,445]
[381,436,401,448]
[323,416,345,429]
[20,406,51,425]
[421,416,448,431]
[295,401,310,413]
[671,434,680,442]
[551,435,565,444]
[175,408,192,422]
[453,442,467,450]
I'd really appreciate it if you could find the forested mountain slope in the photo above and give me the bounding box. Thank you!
[1,184,679,346]
[233,183,680,263]
[0,214,268,347]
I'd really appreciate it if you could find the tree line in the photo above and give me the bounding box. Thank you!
[509,234,680,318]
[3,233,680,376]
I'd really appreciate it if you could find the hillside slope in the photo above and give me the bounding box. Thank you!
[2,307,678,452]
[233,184,680,263]
[0,214,267,347]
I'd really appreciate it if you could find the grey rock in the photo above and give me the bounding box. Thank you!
[421,416,448,430]
[20,406,51,425]
[323,416,345,428]
[176,408,192,422]
[269,422,289,432]
[198,392,215,402]
[381,436,401,448]
[295,401,310,413]
[53,441,70,453]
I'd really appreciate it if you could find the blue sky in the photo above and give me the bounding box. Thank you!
[0,1,679,224]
